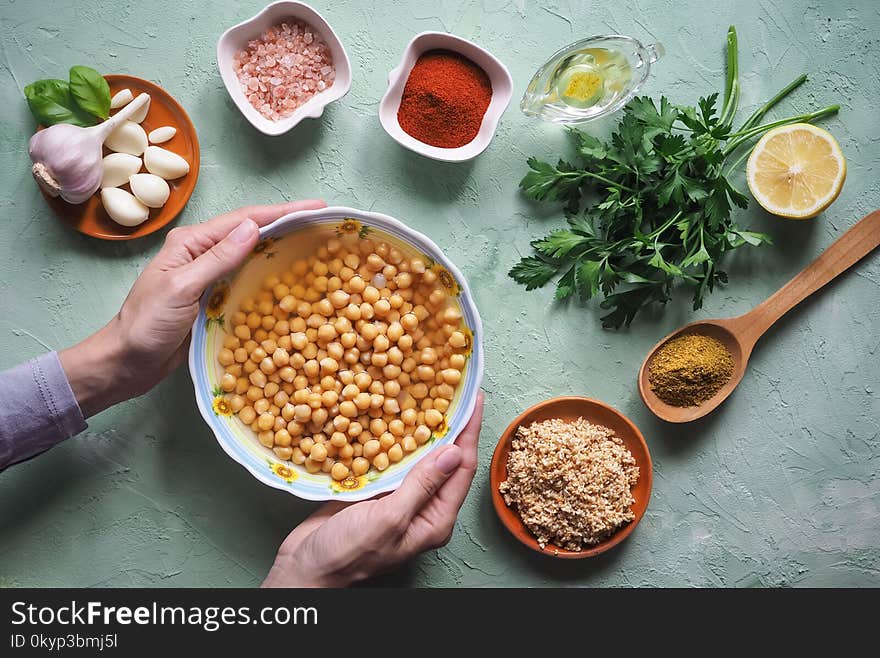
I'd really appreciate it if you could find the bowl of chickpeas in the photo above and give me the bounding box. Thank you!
[189,206,484,501]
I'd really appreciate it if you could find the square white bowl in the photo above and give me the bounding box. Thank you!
[217,1,352,136]
[379,31,513,162]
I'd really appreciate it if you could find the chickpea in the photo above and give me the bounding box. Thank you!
[291,447,306,465]
[331,462,350,481]
[328,289,350,309]
[359,322,378,342]
[219,348,236,367]
[388,444,403,463]
[310,443,328,462]
[434,398,450,413]
[239,406,256,425]
[414,425,432,445]
[373,453,390,471]
[379,433,395,451]
[300,437,315,455]
[354,372,372,391]
[363,439,381,460]
[424,409,444,428]
[320,357,339,374]
[303,458,321,474]
[316,323,335,343]
[449,331,467,348]
[294,404,312,422]
[402,436,417,453]
[301,359,317,379]
[369,418,387,437]
[388,419,405,437]
[374,299,391,317]
[248,370,266,388]
[270,348,289,368]
[363,286,380,304]
[219,373,236,392]
[339,400,358,418]
[258,431,275,448]
[352,457,370,476]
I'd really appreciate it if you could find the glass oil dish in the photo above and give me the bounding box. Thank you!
[521,35,663,125]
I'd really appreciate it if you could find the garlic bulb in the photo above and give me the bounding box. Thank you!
[129,173,169,208]
[143,146,189,179]
[101,188,150,226]
[101,153,142,189]
[28,93,149,204]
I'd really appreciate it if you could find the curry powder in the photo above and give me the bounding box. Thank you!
[648,333,734,407]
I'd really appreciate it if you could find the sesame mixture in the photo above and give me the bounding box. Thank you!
[233,20,335,121]
[499,417,639,552]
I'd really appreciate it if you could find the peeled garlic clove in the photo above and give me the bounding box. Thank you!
[110,89,133,109]
[148,126,176,144]
[101,188,150,227]
[128,93,151,123]
[144,146,189,180]
[129,173,170,208]
[101,153,142,189]
[105,121,148,156]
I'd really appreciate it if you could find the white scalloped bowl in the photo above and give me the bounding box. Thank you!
[217,1,352,136]
[189,207,485,502]
[379,31,513,161]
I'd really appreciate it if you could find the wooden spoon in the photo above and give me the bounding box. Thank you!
[639,209,880,423]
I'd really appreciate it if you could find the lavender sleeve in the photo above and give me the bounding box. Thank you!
[0,352,87,469]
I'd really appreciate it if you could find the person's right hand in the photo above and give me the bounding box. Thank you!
[263,392,484,587]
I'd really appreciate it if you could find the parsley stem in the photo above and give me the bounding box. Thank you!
[719,26,740,131]
[562,170,636,193]
[722,104,840,156]
[736,74,807,134]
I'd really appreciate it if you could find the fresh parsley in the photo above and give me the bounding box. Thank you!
[510,26,840,328]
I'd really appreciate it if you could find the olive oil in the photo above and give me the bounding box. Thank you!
[521,36,663,124]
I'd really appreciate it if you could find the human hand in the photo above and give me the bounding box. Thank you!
[263,392,484,587]
[60,199,326,417]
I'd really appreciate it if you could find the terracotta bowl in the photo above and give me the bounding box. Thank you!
[490,396,652,558]
[43,74,199,240]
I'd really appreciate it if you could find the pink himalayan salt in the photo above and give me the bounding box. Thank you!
[233,20,335,122]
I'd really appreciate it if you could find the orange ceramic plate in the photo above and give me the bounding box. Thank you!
[42,74,200,240]
[490,396,653,559]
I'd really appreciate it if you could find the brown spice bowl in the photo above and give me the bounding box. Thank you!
[490,396,653,559]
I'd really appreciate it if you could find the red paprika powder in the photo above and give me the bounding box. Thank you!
[397,50,493,148]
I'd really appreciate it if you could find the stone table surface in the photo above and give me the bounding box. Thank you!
[1,0,878,587]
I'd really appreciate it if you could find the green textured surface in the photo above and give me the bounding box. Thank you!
[1,0,879,587]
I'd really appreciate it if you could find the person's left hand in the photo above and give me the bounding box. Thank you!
[263,392,484,587]
[60,199,326,416]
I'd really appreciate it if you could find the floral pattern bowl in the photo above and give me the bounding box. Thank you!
[188,206,484,501]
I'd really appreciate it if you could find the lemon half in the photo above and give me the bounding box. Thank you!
[746,123,846,219]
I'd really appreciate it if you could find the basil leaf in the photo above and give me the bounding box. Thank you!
[23,79,95,127]
[69,65,110,120]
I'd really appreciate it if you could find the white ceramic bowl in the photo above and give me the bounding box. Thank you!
[379,32,513,162]
[217,1,352,136]
[189,207,485,502]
